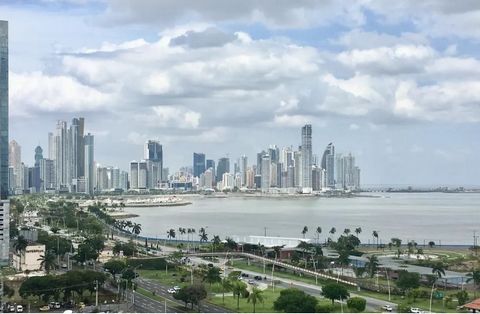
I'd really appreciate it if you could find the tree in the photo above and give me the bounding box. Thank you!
[316,226,322,244]
[247,287,264,313]
[354,227,362,238]
[321,283,350,305]
[199,228,208,243]
[372,230,379,249]
[211,235,221,251]
[329,227,336,239]
[365,255,379,278]
[221,279,233,304]
[456,290,469,306]
[428,241,435,248]
[344,228,351,235]
[132,223,142,237]
[51,226,60,234]
[273,288,318,313]
[396,271,420,293]
[104,259,127,280]
[167,228,176,240]
[204,266,221,286]
[302,226,308,239]
[391,238,402,248]
[38,250,57,274]
[466,270,480,297]
[431,262,446,279]
[232,280,247,310]
[174,284,207,310]
[14,235,29,271]
[347,297,366,312]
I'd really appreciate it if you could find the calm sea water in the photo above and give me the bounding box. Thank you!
[124,192,480,245]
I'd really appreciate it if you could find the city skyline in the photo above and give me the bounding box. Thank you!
[2,2,480,186]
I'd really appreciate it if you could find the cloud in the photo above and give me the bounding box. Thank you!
[10,71,113,117]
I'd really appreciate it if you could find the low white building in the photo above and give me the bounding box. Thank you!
[232,235,312,248]
[12,243,45,272]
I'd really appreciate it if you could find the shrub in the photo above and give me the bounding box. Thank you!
[316,303,335,313]
[347,297,366,312]
[397,303,411,313]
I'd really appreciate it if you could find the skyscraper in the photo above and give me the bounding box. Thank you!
[301,124,312,193]
[321,143,335,188]
[84,133,95,195]
[206,159,215,184]
[193,153,206,177]
[144,140,163,187]
[54,120,68,189]
[261,154,271,193]
[8,140,21,192]
[129,161,139,189]
[240,155,247,186]
[216,157,230,183]
[0,20,9,264]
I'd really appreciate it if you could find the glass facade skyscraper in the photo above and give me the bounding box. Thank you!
[193,152,206,177]
[0,20,9,265]
[301,124,312,192]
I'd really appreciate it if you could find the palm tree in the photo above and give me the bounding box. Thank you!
[199,228,208,243]
[432,262,446,279]
[372,230,379,249]
[247,287,264,313]
[167,229,176,240]
[365,255,379,278]
[38,250,57,274]
[344,228,351,236]
[15,236,29,271]
[178,227,186,241]
[329,227,336,242]
[125,220,133,232]
[132,223,142,237]
[212,235,221,251]
[355,227,362,238]
[316,226,322,244]
[301,226,308,239]
[232,280,247,310]
[466,270,480,298]
[222,279,233,304]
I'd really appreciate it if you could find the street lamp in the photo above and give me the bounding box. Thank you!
[271,251,277,292]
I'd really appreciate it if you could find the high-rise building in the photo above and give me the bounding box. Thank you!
[246,168,255,188]
[256,150,266,175]
[84,133,95,195]
[202,168,213,189]
[193,153,206,177]
[301,124,312,193]
[144,140,163,187]
[39,158,55,192]
[206,159,215,184]
[138,161,148,189]
[293,149,302,187]
[0,20,9,264]
[216,157,230,183]
[119,171,128,190]
[8,140,21,192]
[261,154,271,193]
[321,142,335,188]
[240,155,247,186]
[130,161,139,189]
[54,120,68,189]
[48,132,55,160]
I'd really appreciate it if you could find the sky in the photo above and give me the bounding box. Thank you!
[2,0,480,187]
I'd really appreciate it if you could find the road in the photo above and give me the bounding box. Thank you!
[189,256,397,313]
[134,277,231,313]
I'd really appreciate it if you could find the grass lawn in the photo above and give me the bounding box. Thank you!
[209,286,355,313]
[138,269,191,287]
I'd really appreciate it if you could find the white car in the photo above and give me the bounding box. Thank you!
[167,288,176,294]
[410,308,420,313]
[173,286,181,291]
[382,305,393,312]
[16,305,23,313]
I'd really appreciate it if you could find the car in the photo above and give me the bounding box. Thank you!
[16,305,23,313]
[247,279,256,285]
[207,263,214,267]
[39,305,50,312]
[173,286,181,291]
[61,263,68,269]
[48,302,55,310]
[382,305,393,312]
[241,273,249,277]
[54,302,61,309]
[410,308,420,313]
[254,275,262,280]
[8,305,15,312]
[237,276,243,280]
[167,288,176,294]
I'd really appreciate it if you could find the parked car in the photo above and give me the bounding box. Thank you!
[54,302,61,309]
[173,286,181,291]
[8,305,15,312]
[39,305,50,312]
[207,263,214,267]
[61,263,68,269]
[410,308,420,313]
[16,305,23,313]
[167,288,176,294]
[241,273,249,277]
[254,275,262,280]
[247,279,256,285]
[382,305,393,312]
